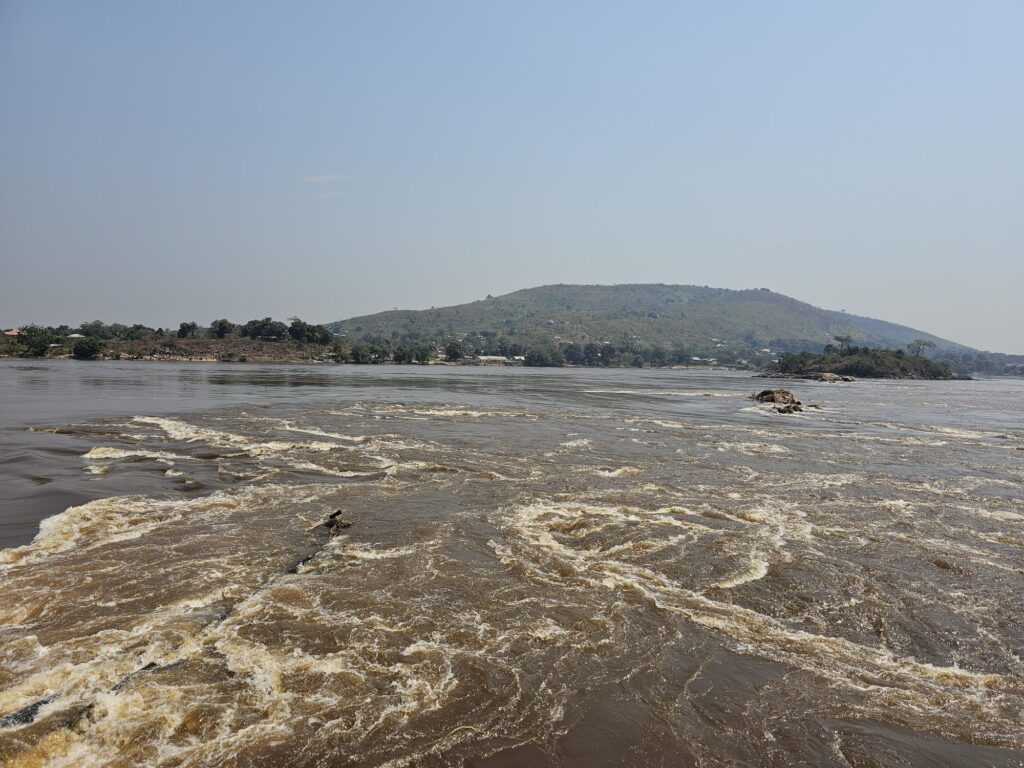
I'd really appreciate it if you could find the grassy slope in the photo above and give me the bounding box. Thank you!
[328,284,972,353]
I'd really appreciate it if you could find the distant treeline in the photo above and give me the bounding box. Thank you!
[340,337,718,368]
[0,317,337,361]
[3,320,1022,375]
[63,317,338,344]
[0,319,746,367]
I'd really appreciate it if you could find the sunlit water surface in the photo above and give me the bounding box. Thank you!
[1,361,1022,767]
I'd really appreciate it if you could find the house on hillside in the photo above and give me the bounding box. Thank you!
[3,328,22,337]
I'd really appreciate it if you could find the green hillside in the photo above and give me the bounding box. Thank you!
[327,284,970,357]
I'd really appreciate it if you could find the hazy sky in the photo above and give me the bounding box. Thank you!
[1,2,1021,351]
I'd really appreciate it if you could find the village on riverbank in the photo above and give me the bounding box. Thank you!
[1,318,1013,377]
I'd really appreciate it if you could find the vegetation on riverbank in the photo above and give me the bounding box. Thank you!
[0,319,339,364]
[766,340,962,380]
[3,316,1020,376]
[0,318,747,368]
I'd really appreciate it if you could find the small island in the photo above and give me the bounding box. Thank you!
[761,339,964,380]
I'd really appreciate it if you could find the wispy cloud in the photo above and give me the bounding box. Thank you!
[302,174,353,184]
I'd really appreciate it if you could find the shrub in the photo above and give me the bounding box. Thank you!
[72,337,104,360]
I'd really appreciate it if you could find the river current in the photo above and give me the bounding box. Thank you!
[1,361,1022,767]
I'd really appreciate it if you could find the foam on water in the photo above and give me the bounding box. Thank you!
[491,500,1023,744]
[3,380,1023,766]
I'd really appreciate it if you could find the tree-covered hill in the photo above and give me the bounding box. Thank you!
[327,284,970,358]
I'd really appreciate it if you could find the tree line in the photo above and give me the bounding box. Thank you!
[0,317,336,359]
[5,321,1022,375]
[335,335,717,368]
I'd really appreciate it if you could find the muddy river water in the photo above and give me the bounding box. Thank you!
[1,361,1022,767]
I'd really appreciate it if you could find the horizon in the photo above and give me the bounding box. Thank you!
[2,2,1021,351]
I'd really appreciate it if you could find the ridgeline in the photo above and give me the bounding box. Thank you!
[328,284,966,357]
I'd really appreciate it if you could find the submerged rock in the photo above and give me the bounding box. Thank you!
[0,695,57,727]
[776,404,803,414]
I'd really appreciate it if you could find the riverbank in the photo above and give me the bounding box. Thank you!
[0,338,751,370]
[1,338,340,364]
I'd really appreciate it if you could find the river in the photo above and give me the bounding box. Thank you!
[1,360,1022,767]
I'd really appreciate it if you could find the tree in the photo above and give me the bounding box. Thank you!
[241,317,288,340]
[209,319,236,339]
[177,322,199,339]
[331,337,352,362]
[393,343,414,364]
[17,325,60,357]
[78,320,109,338]
[288,317,312,341]
[523,345,564,367]
[125,324,156,340]
[444,341,464,361]
[370,337,394,361]
[286,317,332,344]
[306,325,333,345]
[349,342,373,364]
[413,343,434,364]
[907,339,936,357]
[833,335,852,353]
[72,337,104,360]
[72,320,128,339]
[648,345,669,367]
[562,343,584,365]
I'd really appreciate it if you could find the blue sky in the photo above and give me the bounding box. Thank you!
[1,1,1021,351]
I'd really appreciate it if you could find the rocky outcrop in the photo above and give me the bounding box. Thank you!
[752,389,800,405]
[809,372,855,382]
[0,695,57,728]
[325,510,354,535]
[751,389,805,414]
[754,372,855,382]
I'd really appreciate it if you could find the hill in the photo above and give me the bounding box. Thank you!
[327,284,971,359]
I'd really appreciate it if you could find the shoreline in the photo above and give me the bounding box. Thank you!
[0,355,750,372]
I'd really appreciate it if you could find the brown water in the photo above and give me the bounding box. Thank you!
[1,360,1023,767]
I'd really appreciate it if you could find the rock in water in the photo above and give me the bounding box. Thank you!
[325,509,354,535]
[752,389,800,405]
